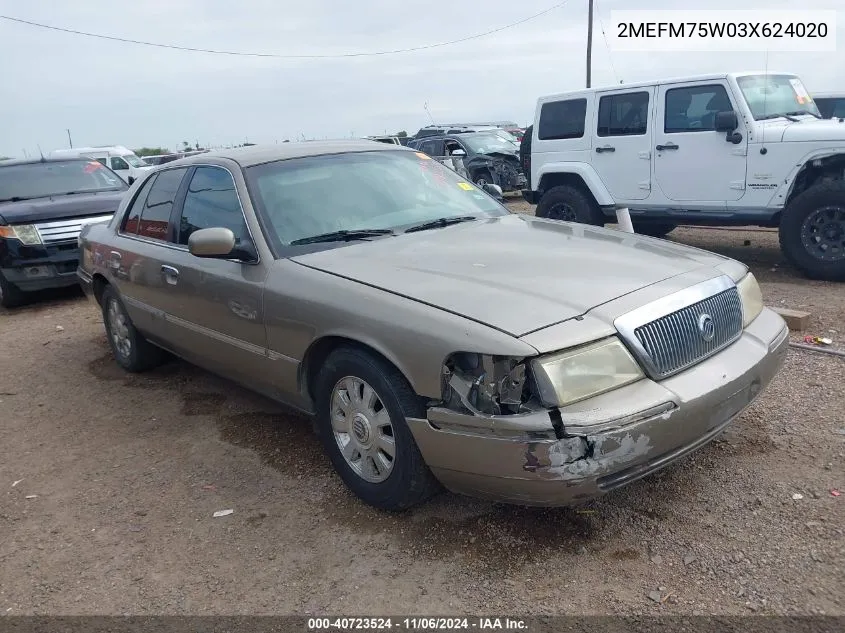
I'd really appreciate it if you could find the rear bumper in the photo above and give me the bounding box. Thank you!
[407,307,789,506]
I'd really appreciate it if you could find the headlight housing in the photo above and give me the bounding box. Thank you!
[736,272,763,328]
[0,224,42,245]
[530,337,644,408]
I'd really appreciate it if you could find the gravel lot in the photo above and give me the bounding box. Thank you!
[1,204,843,616]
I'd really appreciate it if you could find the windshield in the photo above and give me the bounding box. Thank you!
[494,130,518,143]
[737,74,821,120]
[461,134,518,154]
[124,154,149,168]
[245,149,508,246]
[0,160,127,201]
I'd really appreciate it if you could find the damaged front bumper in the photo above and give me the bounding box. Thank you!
[406,308,789,506]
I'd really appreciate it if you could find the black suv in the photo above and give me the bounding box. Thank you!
[0,158,128,307]
[408,132,526,192]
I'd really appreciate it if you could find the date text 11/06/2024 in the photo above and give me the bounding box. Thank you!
[307,617,529,631]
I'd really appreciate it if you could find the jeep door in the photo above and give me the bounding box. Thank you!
[590,88,654,202]
[652,81,748,203]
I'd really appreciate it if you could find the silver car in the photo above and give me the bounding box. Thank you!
[77,141,789,511]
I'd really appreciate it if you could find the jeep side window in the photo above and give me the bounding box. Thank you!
[538,98,587,140]
[110,157,129,171]
[664,85,732,133]
[597,92,649,137]
[816,97,845,118]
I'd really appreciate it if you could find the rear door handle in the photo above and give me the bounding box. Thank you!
[595,145,615,153]
[160,265,179,285]
[656,142,679,151]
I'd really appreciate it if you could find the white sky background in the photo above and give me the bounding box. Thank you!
[0,0,843,157]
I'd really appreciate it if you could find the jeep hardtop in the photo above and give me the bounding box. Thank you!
[523,71,845,281]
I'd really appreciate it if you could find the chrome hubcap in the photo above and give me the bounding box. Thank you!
[107,298,132,359]
[330,376,395,483]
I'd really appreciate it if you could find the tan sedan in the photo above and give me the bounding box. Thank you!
[77,142,789,510]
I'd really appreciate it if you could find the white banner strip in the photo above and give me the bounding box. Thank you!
[608,10,837,52]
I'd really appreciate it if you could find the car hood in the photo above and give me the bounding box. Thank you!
[775,117,845,142]
[0,189,127,224]
[291,214,729,337]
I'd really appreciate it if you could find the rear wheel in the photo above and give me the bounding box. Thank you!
[535,185,603,225]
[101,285,165,372]
[0,271,26,309]
[313,346,440,511]
[779,180,845,281]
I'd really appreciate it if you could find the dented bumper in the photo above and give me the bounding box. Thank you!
[406,308,789,506]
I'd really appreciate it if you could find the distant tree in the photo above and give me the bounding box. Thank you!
[395,131,408,137]
[134,147,170,157]
[182,141,191,151]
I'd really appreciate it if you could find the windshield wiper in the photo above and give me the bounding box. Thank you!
[0,196,32,202]
[289,229,394,245]
[404,215,478,234]
[785,110,822,119]
[758,113,799,122]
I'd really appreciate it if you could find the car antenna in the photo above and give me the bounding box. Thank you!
[37,144,45,161]
[760,50,770,155]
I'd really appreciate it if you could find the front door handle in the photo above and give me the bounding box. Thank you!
[595,145,616,153]
[108,250,122,270]
[160,265,179,285]
[656,142,679,151]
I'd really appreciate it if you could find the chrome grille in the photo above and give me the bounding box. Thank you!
[631,287,743,379]
[34,214,114,245]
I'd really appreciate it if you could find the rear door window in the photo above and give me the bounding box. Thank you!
[136,167,188,241]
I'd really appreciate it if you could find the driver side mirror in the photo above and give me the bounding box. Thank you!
[714,110,743,144]
[714,110,738,131]
[189,227,259,262]
[481,183,504,201]
[451,149,466,157]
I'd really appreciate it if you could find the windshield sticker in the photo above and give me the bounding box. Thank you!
[789,78,812,104]
[457,182,474,191]
[415,152,431,160]
[84,161,104,173]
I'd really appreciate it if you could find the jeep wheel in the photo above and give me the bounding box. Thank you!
[632,221,676,238]
[535,185,603,225]
[780,181,845,281]
[0,271,27,309]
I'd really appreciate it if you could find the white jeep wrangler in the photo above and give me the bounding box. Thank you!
[522,71,845,281]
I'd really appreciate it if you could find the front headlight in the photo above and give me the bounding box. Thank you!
[530,337,644,408]
[736,272,763,328]
[0,224,42,245]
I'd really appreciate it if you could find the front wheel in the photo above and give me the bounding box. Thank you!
[0,271,26,309]
[535,185,603,225]
[779,181,845,281]
[473,171,493,187]
[313,346,441,511]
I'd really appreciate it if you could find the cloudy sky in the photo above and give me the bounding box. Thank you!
[1,0,843,157]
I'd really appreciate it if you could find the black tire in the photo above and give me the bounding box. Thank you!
[0,271,26,309]
[632,221,676,238]
[535,184,603,225]
[100,285,165,372]
[779,180,845,281]
[313,346,441,511]
[473,170,494,187]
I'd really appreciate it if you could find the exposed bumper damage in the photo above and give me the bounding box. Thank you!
[465,153,526,192]
[406,308,790,506]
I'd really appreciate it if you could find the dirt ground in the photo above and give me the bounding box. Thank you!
[1,204,843,616]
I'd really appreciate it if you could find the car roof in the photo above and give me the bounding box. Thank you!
[0,156,96,168]
[537,70,797,101]
[165,140,412,168]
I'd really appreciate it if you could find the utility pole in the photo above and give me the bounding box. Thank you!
[586,0,594,88]
[67,128,73,148]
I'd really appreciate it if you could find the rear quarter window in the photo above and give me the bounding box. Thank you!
[538,98,587,140]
